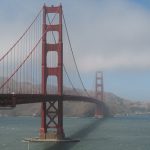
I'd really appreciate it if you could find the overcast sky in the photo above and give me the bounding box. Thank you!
[0,0,150,101]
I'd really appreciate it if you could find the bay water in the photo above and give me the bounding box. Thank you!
[0,116,150,150]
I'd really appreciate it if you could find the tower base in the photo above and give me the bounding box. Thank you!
[23,137,80,143]
[94,109,104,119]
[94,114,103,119]
[40,131,65,140]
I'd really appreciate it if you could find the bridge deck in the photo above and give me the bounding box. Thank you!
[0,94,103,107]
[0,94,109,116]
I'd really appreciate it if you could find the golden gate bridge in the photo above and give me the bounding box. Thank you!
[0,3,108,142]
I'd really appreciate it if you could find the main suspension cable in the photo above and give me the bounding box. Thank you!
[0,29,45,90]
[62,12,90,97]
[0,8,43,62]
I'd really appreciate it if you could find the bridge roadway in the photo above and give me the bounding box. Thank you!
[0,94,108,116]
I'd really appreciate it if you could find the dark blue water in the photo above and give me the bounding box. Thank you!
[0,116,150,150]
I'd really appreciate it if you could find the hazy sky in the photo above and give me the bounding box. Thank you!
[0,0,150,101]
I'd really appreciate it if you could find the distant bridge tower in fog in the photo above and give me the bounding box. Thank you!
[95,71,104,101]
[95,71,104,116]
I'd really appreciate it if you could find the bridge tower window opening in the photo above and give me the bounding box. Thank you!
[46,76,58,95]
[46,51,58,68]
